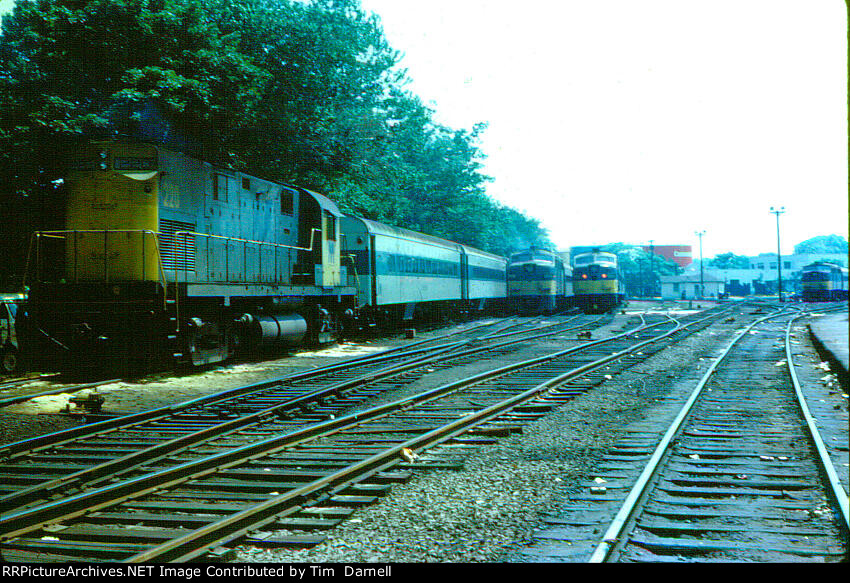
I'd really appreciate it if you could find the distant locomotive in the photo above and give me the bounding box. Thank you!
[506,248,572,314]
[800,262,848,302]
[24,142,506,372]
[572,249,624,313]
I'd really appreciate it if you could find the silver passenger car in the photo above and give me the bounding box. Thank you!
[340,216,506,321]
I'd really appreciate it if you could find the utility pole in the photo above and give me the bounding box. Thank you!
[648,239,654,297]
[769,206,785,302]
[639,254,644,297]
[695,230,706,298]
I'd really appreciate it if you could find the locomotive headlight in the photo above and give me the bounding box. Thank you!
[601,273,607,278]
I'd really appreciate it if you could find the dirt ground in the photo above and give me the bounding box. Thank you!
[0,334,417,445]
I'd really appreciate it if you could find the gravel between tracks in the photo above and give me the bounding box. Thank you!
[236,312,750,563]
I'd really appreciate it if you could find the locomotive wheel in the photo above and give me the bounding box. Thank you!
[1,347,19,374]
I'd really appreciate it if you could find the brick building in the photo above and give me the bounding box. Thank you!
[641,245,693,268]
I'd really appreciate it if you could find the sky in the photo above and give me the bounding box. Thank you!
[1,0,846,258]
[359,0,848,258]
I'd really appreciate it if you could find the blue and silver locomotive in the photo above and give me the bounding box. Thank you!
[800,261,848,302]
[506,248,572,314]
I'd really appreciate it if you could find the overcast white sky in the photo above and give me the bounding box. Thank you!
[1,0,846,258]
[360,0,848,258]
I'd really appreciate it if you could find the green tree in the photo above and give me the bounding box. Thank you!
[793,234,848,255]
[0,0,551,289]
[708,252,750,269]
[600,243,681,297]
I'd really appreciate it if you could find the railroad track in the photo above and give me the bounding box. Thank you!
[0,373,62,392]
[0,378,121,409]
[0,315,526,411]
[0,311,604,512]
[0,305,737,562]
[0,312,584,411]
[524,306,847,563]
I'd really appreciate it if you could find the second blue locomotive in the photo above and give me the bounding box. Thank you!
[506,248,572,314]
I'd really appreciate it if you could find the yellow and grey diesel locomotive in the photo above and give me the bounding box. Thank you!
[24,142,507,372]
[572,249,623,313]
[506,248,572,314]
[26,142,354,371]
[800,262,848,302]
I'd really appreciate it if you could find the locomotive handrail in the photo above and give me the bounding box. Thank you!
[168,228,323,331]
[25,230,171,308]
[172,228,321,254]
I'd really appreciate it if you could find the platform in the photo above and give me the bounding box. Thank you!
[807,310,849,387]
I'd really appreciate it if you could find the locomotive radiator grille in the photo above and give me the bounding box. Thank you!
[159,219,196,272]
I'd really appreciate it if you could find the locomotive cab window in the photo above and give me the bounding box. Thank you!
[324,211,336,241]
[281,190,294,215]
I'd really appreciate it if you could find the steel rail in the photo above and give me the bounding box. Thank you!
[0,313,606,511]
[0,306,729,558]
[0,312,589,461]
[0,319,515,460]
[0,312,572,459]
[0,373,62,391]
[0,314,659,541]
[587,307,804,563]
[785,316,849,531]
[0,378,121,409]
[129,312,710,562]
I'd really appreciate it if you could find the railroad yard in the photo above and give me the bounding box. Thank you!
[0,300,846,563]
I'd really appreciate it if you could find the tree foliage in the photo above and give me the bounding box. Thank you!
[708,252,750,269]
[793,234,848,255]
[0,0,549,287]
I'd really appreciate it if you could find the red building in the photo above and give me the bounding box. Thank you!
[641,245,693,268]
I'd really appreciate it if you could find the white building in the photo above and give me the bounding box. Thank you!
[660,274,725,300]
